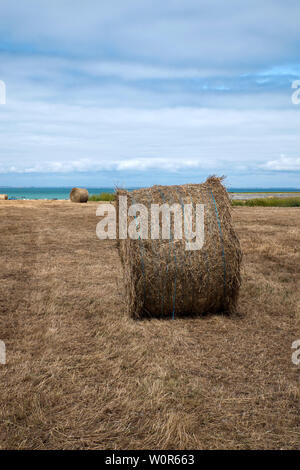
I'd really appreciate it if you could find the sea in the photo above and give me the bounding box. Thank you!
[0,187,299,200]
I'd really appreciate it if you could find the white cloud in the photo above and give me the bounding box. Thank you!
[1,97,300,178]
[81,61,224,81]
[0,158,209,174]
[261,155,300,171]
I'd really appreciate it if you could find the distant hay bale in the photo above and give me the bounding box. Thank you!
[116,176,242,319]
[0,194,8,200]
[70,188,89,203]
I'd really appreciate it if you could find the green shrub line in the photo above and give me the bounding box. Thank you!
[88,192,116,202]
[88,192,300,206]
[232,197,300,207]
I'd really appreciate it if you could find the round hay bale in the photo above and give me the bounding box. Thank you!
[70,188,89,203]
[0,194,8,200]
[116,176,242,319]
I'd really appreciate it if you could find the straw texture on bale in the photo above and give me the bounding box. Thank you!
[0,194,8,200]
[116,177,242,319]
[70,188,89,203]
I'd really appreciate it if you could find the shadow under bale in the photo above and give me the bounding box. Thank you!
[116,177,242,319]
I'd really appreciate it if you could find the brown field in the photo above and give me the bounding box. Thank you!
[0,200,299,449]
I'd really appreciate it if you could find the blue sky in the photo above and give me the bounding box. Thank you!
[0,0,300,188]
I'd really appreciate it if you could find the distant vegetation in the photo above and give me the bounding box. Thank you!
[232,197,300,207]
[88,192,300,206]
[88,192,116,202]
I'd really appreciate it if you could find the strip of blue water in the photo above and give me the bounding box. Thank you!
[0,187,299,200]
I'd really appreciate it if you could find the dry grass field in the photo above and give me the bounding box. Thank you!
[0,200,299,449]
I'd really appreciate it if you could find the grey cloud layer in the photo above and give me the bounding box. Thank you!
[1,1,299,69]
[0,1,300,186]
